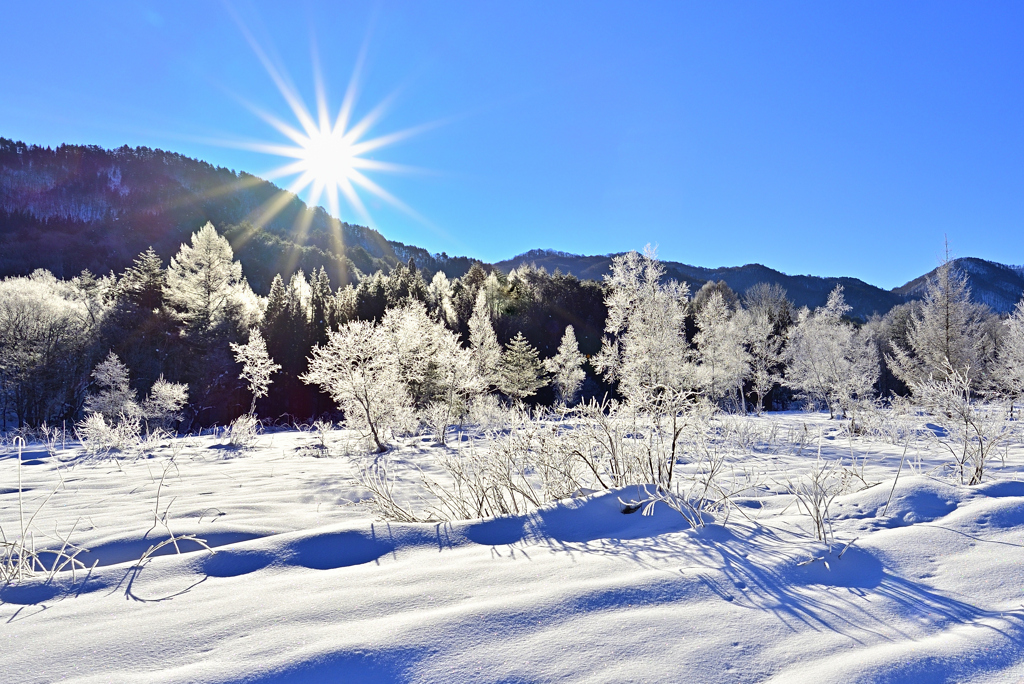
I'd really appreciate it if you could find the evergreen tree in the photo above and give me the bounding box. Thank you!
[499,332,548,400]
[117,247,165,311]
[310,266,335,348]
[164,222,247,336]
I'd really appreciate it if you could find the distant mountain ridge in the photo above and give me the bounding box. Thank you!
[497,249,1024,319]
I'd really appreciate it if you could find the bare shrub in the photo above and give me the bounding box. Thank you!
[913,361,1008,485]
[227,413,261,449]
[77,411,141,456]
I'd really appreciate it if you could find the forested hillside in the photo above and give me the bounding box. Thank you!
[0,139,476,293]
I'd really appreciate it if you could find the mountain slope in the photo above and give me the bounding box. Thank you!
[0,139,476,293]
[4,139,1022,316]
[893,257,1024,314]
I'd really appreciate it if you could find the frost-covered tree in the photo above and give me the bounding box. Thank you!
[785,286,878,419]
[310,266,336,349]
[887,258,991,385]
[595,248,694,411]
[424,329,485,442]
[427,271,457,328]
[230,328,281,416]
[164,222,256,336]
[742,282,794,334]
[499,332,548,400]
[545,325,586,405]
[140,376,189,432]
[0,271,99,428]
[469,290,502,389]
[302,320,412,452]
[747,311,784,415]
[82,352,188,438]
[84,352,139,423]
[383,301,457,408]
[911,360,1006,485]
[692,280,739,316]
[993,298,1024,409]
[378,301,484,440]
[694,291,750,407]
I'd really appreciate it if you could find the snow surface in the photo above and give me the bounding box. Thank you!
[2,413,1024,683]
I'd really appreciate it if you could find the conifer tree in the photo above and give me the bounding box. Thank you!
[163,222,247,336]
[499,332,548,400]
[310,266,335,347]
[117,247,165,311]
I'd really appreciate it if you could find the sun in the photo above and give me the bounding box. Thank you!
[226,22,427,229]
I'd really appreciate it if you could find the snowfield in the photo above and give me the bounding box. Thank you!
[3,412,1024,684]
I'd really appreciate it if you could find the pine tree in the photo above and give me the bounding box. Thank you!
[545,325,586,405]
[499,332,548,400]
[117,247,165,311]
[163,222,246,336]
[310,266,335,348]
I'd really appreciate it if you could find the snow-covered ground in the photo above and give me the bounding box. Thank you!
[2,412,1024,683]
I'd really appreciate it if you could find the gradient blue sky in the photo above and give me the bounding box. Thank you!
[2,1,1022,288]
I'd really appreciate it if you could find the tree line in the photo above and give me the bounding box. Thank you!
[1,225,1022,436]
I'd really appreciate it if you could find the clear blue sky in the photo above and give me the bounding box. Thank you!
[2,1,1022,288]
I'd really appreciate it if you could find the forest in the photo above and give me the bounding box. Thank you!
[1,221,1021,443]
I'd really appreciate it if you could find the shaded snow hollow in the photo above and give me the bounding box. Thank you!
[1,414,1024,683]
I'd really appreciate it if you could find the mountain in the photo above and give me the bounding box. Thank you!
[0,138,477,293]
[893,257,1024,314]
[4,139,1022,317]
[496,249,907,320]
